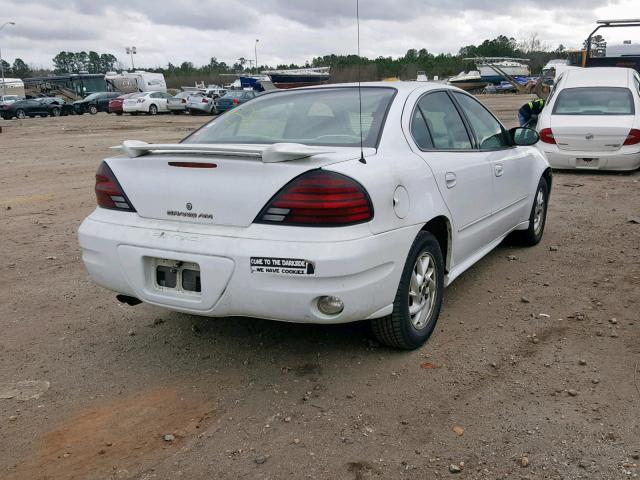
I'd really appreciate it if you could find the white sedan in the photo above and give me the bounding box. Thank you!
[536,67,640,171]
[79,82,551,349]
[123,91,173,115]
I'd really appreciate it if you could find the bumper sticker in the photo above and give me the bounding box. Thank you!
[250,257,315,276]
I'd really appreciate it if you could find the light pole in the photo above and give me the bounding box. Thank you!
[0,21,16,97]
[125,46,137,71]
[254,39,259,73]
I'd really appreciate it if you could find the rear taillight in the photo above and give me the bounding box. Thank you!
[539,128,556,144]
[623,128,640,146]
[255,170,373,226]
[181,98,186,103]
[233,98,239,105]
[95,162,136,212]
[202,98,208,103]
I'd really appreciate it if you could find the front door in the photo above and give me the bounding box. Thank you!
[452,92,532,234]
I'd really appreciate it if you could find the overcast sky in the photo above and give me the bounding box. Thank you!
[0,0,638,69]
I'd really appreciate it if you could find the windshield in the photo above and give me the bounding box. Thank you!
[553,87,635,115]
[83,93,101,101]
[184,87,395,148]
[175,91,192,98]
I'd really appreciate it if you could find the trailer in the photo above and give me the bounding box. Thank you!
[104,71,167,93]
[0,78,25,98]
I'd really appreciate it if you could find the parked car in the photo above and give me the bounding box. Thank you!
[1,98,52,119]
[536,67,640,171]
[123,91,173,115]
[167,91,193,114]
[0,94,21,105]
[37,97,74,116]
[78,82,551,349]
[108,93,139,115]
[185,92,219,115]
[215,90,259,113]
[73,92,121,115]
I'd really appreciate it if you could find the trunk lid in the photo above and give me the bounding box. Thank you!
[550,115,633,152]
[107,147,368,227]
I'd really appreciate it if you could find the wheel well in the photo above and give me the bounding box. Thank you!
[420,216,451,273]
[542,167,552,193]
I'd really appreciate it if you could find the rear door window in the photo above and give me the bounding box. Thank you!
[553,87,635,115]
[416,92,472,150]
[409,107,434,149]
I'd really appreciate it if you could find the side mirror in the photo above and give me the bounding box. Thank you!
[510,127,539,146]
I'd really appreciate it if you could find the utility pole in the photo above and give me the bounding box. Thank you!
[254,39,259,73]
[0,21,16,96]
[125,46,137,71]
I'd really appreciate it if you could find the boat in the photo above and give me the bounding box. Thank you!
[261,67,330,88]
[465,58,531,84]
[447,70,488,91]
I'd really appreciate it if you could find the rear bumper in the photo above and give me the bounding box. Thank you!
[168,104,186,111]
[78,210,418,324]
[186,103,213,113]
[538,145,640,171]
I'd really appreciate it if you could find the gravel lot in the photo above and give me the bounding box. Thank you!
[1,94,639,480]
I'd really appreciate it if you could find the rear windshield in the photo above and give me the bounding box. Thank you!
[184,87,395,148]
[223,91,246,98]
[553,87,635,115]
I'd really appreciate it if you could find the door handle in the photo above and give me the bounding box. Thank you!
[445,172,457,189]
[494,164,504,177]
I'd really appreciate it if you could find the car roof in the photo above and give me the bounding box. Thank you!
[265,81,458,101]
[561,67,634,88]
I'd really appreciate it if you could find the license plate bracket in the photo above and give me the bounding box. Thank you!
[153,258,201,293]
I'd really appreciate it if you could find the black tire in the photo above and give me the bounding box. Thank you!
[51,107,61,117]
[148,104,158,115]
[88,105,98,115]
[16,109,26,119]
[515,176,549,246]
[371,231,445,349]
[116,112,123,116]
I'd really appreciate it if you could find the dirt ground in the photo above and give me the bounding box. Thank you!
[0,94,639,480]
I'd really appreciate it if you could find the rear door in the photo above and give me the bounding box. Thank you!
[409,91,494,263]
[452,92,533,232]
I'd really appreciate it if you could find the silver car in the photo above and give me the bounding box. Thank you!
[186,92,218,115]
[167,91,193,114]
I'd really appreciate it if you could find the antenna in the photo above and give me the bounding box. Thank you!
[356,0,366,164]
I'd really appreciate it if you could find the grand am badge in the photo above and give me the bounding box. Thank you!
[166,202,213,219]
[250,257,315,276]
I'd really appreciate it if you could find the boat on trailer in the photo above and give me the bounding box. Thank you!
[261,67,331,88]
[447,70,488,91]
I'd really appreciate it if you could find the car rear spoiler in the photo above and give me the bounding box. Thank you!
[111,140,336,163]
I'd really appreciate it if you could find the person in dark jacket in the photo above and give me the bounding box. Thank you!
[518,98,545,126]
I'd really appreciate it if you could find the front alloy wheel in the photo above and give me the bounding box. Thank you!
[89,105,98,115]
[516,176,549,246]
[149,104,158,115]
[372,231,444,349]
[16,109,26,119]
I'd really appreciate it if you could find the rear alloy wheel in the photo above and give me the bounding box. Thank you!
[149,104,158,115]
[15,109,26,119]
[515,176,549,246]
[89,105,98,115]
[371,231,444,349]
[51,108,61,117]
